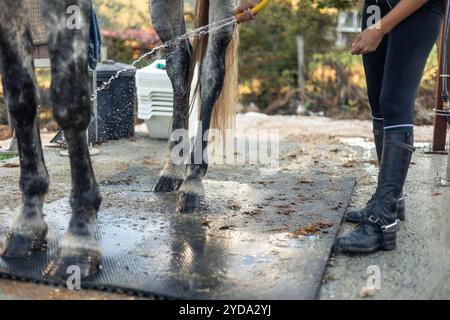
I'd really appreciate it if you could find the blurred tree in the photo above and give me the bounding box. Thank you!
[239,0,352,107]
[94,0,151,30]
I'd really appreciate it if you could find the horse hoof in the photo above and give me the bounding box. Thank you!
[177,192,203,213]
[1,230,47,258]
[44,249,101,281]
[44,232,102,280]
[153,176,184,193]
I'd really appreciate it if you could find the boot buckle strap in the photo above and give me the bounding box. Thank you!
[385,140,415,153]
[381,221,398,232]
[367,215,398,231]
[367,215,380,225]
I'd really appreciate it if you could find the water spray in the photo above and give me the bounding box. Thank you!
[91,0,272,101]
[91,17,237,101]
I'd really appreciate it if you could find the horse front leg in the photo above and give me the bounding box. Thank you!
[0,1,49,257]
[41,0,102,279]
[177,0,236,213]
[151,0,191,192]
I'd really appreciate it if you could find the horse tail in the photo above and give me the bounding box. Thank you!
[190,0,238,137]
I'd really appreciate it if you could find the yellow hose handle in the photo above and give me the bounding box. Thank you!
[251,0,271,15]
[236,0,271,19]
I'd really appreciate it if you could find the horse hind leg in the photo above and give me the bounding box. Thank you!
[0,1,49,257]
[178,0,236,213]
[151,0,191,193]
[41,0,102,279]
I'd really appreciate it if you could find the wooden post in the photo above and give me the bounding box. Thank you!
[432,21,448,153]
[296,35,305,91]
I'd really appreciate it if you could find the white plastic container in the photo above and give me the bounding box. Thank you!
[136,60,173,139]
[136,59,199,140]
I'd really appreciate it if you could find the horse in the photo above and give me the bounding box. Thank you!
[0,0,238,279]
[150,0,238,213]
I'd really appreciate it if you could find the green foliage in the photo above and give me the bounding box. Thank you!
[103,38,136,65]
[239,0,342,107]
[34,0,437,125]
[311,0,354,9]
[0,92,7,125]
[0,154,16,161]
[306,50,369,118]
[94,0,150,30]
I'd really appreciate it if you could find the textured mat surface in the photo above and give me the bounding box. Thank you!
[0,166,355,299]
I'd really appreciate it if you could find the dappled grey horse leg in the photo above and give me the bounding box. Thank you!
[178,0,236,213]
[151,0,191,192]
[41,0,102,279]
[0,1,49,257]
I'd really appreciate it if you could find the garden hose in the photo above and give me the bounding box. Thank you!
[251,0,271,15]
[236,0,272,19]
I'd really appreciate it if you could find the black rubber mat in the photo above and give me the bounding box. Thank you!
[0,167,355,299]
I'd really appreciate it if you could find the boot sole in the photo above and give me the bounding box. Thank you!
[334,243,396,255]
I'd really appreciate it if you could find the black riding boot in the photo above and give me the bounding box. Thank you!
[334,131,414,254]
[345,120,406,223]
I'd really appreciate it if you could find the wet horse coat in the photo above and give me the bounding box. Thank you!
[151,0,238,213]
[0,0,101,278]
[0,0,238,279]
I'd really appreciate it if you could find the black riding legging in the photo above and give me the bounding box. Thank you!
[362,0,444,131]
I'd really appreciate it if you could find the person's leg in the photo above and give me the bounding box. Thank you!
[335,5,443,254]
[345,0,390,223]
[361,0,392,140]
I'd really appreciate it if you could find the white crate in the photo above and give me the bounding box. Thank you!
[136,59,199,140]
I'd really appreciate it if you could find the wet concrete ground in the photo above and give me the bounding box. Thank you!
[0,113,448,299]
[0,170,354,299]
[320,151,450,300]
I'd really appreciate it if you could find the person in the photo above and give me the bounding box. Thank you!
[236,0,447,254]
[334,0,447,254]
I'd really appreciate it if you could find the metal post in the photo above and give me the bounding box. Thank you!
[438,1,450,185]
[433,16,449,152]
[447,133,450,181]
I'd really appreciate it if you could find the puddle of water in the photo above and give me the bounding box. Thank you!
[99,218,145,256]
[340,137,379,176]
[340,137,374,160]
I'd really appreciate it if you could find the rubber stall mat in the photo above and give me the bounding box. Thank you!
[0,167,355,299]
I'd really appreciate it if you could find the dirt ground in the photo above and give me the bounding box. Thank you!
[0,113,446,299]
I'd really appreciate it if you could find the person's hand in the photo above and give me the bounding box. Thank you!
[351,27,386,55]
[235,1,260,24]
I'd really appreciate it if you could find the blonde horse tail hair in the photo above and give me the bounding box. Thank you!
[190,0,238,140]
